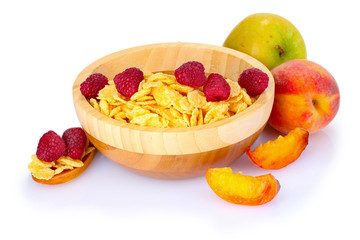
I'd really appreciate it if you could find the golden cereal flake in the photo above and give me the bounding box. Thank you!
[98,85,121,103]
[57,156,84,167]
[160,117,170,128]
[28,155,55,180]
[31,167,55,180]
[107,101,124,107]
[85,146,96,156]
[148,72,176,84]
[138,79,146,91]
[30,155,54,168]
[204,102,229,124]
[148,116,167,128]
[114,111,127,121]
[112,95,128,104]
[226,79,241,98]
[159,109,174,122]
[136,100,157,106]
[183,113,190,127]
[187,90,207,108]
[141,80,164,90]
[202,101,229,113]
[228,94,243,103]
[130,88,151,101]
[99,99,110,115]
[109,106,122,118]
[28,160,45,175]
[114,116,127,123]
[236,102,248,114]
[80,139,90,159]
[169,107,182,119]
[229,100,243,113]
[177,97,194,114]
[198,108,204,125]
[190,108,199,127]
[54,165,73,175]
[126,106,150,120]
[143,105,167,119]
[121,105,131,114]
[136,96,154,102]
[240,89,253,105]
[125,101,137,110]
[169,118,188,128]
[90,98,100,111]
[170,83,194,94]
[130,113,163,127]
[153,85,182,108]
[207,114,229,124]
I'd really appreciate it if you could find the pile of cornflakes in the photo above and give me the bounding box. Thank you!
[28,146,95,180]
[89,72,255,128]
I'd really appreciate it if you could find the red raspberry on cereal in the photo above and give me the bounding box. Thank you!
[204,73,231,102]
[174,61,208,88]
[80,73,109,99]
[238,68,269,97]
[62,127,88,160]
[36,131,66,162]
[114,67,144,97]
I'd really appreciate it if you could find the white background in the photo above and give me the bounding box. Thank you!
[1,0,359,239]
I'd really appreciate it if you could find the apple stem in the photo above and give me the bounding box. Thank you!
[275,45,285,58]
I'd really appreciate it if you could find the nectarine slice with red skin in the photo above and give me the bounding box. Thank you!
[206,167,280,205]
[32,149,96,185]
[247,127,309,169]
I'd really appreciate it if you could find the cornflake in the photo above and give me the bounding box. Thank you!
[28,145,96,180]
[90,71,256,128]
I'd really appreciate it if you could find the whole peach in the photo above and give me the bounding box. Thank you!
[268,59,340,134]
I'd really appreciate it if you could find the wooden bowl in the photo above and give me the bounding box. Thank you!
[72,42,274,179]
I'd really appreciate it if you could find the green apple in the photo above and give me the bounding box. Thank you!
[223,13,306,70]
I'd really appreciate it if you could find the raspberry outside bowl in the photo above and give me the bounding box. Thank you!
[72,42,274,179]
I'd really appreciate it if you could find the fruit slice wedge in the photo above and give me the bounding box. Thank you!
[206,167,280,205]
[32,149,96,185]
[247,127,309,169]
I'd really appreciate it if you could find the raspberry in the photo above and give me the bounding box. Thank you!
[238,68,269,97]
[62,127,88,160]
[174,61,207,88]
[203,73,231,102]
[114,67,144,97]
[80,73,108,98]
[36,131,66,162]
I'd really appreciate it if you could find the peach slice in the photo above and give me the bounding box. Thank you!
[246,127,309,169]
[206,167,280,205]
[32,149,96,185]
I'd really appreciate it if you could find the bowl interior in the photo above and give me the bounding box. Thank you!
[73,42,274,155]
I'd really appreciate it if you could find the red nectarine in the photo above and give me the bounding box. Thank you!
[268,59,340,134]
